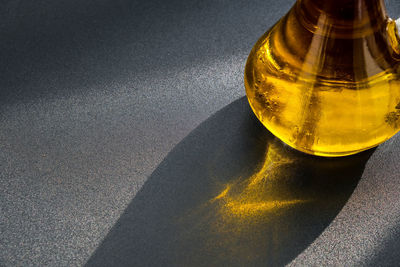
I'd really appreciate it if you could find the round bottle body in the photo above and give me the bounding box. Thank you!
[245,3,400,157]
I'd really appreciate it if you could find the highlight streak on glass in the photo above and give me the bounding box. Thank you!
[245,0,400,156]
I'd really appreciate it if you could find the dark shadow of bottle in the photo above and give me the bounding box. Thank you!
[86,97,374,267]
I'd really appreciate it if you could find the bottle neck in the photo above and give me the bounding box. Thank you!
[296,0,388,37]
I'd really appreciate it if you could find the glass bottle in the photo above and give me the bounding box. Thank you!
[245,0,400,156]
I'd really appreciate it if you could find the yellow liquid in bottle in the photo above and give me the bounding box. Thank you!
[245,0,400,156]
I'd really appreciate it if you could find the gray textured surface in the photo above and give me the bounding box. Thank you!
[1,0,400,266]
[85,98,375,266]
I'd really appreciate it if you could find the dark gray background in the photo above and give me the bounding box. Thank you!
[1,0,400,266]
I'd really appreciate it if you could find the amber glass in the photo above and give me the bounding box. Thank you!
[245,0,400,156]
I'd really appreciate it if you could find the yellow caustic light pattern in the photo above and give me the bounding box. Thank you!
[173,136,371,264]
[211,142,307,219]
[245,0,400,156]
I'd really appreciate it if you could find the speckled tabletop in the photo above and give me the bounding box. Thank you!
[1,0,400,266]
